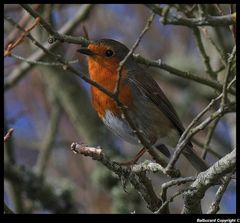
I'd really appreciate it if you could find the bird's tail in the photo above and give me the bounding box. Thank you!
[183,145,209,172]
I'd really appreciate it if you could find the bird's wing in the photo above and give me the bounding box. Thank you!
[125,67,185,135]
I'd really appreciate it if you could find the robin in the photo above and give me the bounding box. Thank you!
[77,39,208,172]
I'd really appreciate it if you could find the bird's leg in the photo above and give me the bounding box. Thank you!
[116,147,147,166]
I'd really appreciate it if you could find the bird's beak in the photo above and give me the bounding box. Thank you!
[77,47,95,56]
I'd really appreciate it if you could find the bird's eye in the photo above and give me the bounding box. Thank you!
[105,49,114,57]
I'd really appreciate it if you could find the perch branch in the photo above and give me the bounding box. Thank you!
[70,142,162,212]
[182,149,236,214]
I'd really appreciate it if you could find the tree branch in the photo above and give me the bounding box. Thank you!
[4,4,93,90]
[4,126,24,213]
[5,7,236,97]
[11,53,78,66]
[182,149,236,214]
[4,161,78,213]
[4,128,14,142]
[134,54,235,96]
[131,160,166,174]
[20,4,92,45]
[165,97,235,173]
[4,202,15,214]
[114,12,155,96]
[146,4,235,27]
[207,169,235,214]
[4,4,235,214]
[192,27,215,78]
[70,142,162,212]
[157,187,196,214]
[34,97,61,177]
[201,117,220,159]
[165,58,235,173]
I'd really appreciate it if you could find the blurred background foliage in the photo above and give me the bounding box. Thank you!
[4,4,235,213]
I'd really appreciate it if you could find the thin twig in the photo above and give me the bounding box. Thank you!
[134,54,235,96]
[179,93,222,144]
[200,27,227,66]
[20,4,91,45]
[192,27,215,79]
[11,53,79,66]
[4,4,93,90]
[229,5,236,41]
[192,138,223,159]
[114,12,155,96]
[4,128,14,142]
[5,4,41,45]
[201,117,220,159]
[197,4,206,18]
[146,4,235,27]
[162,176,196,192]
[214,4,224,16]
[160,176,196,208]
[207,169,235,214]
[4,16,40,57]
[4,124,24,213]
[156,187,197,214]
[165,94,235,172]
[221,46,236,106]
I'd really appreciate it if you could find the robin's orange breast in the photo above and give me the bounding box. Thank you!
[88,56,132,119]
